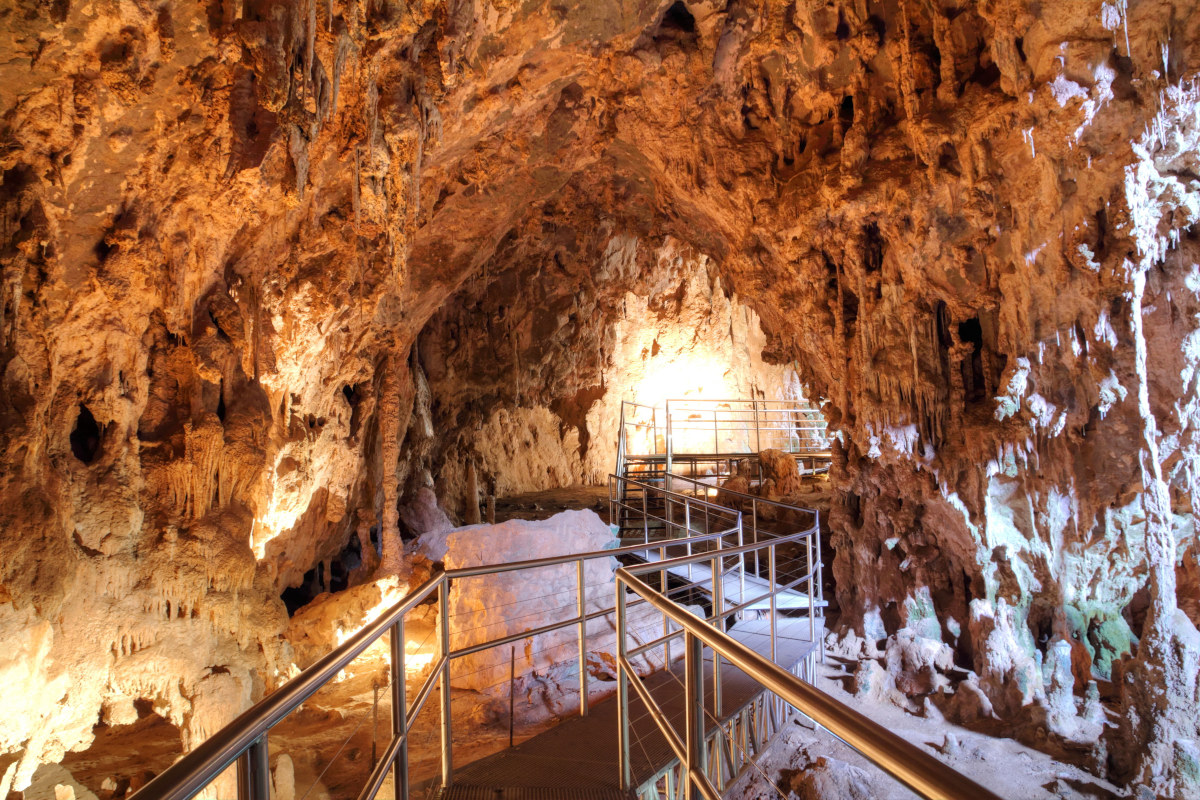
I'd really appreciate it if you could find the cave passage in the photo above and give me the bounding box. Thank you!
[3,1,1199,799]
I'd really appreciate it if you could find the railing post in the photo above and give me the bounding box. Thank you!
[686,536,693,585]
[737,516,745,605]
[753,399,761,453]
[711,552,723,719]
[807,535,816,646]
[684,500,691,538]
[665,402,674,493]
[661,544,670,666]
[643,487,649,544]
[751,498,759,578]
[684,631,706,800]
[617,578,632,791]
[577,558,588,717]
[438,578,453,789]
[815,510,825,665]
[236,735,269,800]
[609,477,615,534]
[769,545,777,664]
[389,619,409,800]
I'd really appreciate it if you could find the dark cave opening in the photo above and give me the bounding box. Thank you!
[279,532,365,615]
[958,317,986,405]
[839,95,855,126]
[70,405,102,464]
[835,10,850,41]
[660,1,695,35]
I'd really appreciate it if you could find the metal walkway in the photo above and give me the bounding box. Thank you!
[613,398,832,491]
[128,396,1002,800]
[440,616,821,799]
[637,549,826,613]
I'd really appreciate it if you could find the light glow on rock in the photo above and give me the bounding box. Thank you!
[252,504,304,559]
[630,352,734,408]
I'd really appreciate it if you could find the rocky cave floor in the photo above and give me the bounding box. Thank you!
[14,479,1129,800]
[726,659,1125,800]
[491,485,614,525]
[29,655,1131,800]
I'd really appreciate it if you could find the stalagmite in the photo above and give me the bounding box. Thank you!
[464,461,481,526]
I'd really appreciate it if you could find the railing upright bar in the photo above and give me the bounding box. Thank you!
[753,399,760,453]
[751,498,759,578]
[666,401,674,493]
[389,619,409,800]
[684,631,706,800]
[661,544,670,666]
[610,477,615,535]
[769,545,777,665]
[617,579,632,791]
[643,488,649,545]
[578,558,589,717]
[710,550,722,719]
[235,736,269,800]
[807,536,816,646]
[686,536,693,584]
[737,516,745,604]
[816,509,825,664]
[438,579,452,789]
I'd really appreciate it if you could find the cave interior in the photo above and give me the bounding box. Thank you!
[3,0,1200,798]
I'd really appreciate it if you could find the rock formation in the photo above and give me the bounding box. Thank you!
[2,0,1200,796]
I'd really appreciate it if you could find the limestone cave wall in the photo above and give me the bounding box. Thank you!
[413,234,803,516]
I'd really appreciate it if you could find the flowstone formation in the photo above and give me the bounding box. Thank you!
[2,0,1200,796]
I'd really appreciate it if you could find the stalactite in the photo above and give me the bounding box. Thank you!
[377,354,403,574]
[895,0,920,126]
[1112,268,1200,789]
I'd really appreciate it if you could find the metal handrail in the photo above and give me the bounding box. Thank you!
[659,472,825,608]
[660,398,830,479]
[664,472,818,522]
[125,572,444,800]
[616,563,1004,800]
[131,479,751,800]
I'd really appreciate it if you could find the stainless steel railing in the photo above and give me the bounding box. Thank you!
[662,398,829,457]
[659,472,825,613]
[616,552,1004,800]
[130,460,990,800]
[129,480,750,800]
[615,399,831,498]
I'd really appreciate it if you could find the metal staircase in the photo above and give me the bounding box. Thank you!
[612,398,831,543]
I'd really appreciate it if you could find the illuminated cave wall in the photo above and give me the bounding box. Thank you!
[1,0,1200,795]
[414,234,807,514]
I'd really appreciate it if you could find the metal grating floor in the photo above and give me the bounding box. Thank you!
[437,788,633,799]
[438,616,821,797]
